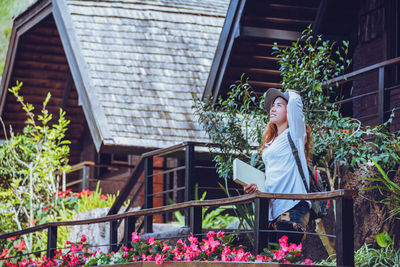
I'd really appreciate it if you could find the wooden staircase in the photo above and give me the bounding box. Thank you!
[204,0,324,99]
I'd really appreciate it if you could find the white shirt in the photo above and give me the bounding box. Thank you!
[261,91,310,221]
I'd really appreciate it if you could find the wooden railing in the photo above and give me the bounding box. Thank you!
[0,189,357,267]
[324,56,400,124]
[107,142,220,231]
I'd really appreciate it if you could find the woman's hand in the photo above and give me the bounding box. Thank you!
[244,184,258,194]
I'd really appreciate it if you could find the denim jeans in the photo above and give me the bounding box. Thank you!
[268,200,310,245]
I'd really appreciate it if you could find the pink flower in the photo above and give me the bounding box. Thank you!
[289,242,302,252]
[273,249,285,261]
[155,254,164,265]
[147,237,155,246]
[132,256,137,262]
[216,231,224,238]
[206,231,215,239]
[132,232,140,242]
[80,234,87,243]
[278,236,288,248]
[208,237,220,252]
[162,244,171,253]
[173,254,182,261]
[221,246,231,261]
[234,248,246,261]
[255,255,264,262]
[188,233,198,244]
[146,255,153,261]
[100,194,108,200]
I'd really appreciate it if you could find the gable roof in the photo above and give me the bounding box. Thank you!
[1,0,229,152]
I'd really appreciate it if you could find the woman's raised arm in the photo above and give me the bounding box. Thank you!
[286,90,306,141]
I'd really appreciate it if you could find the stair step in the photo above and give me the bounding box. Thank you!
[231,67,281,76]
[242,16,312,32]
[245,2,318,21]
[267,0,321,8]
[269,3,318,13]
[230,55,280,69]
[233,39,291,56]
[226,79,282,90]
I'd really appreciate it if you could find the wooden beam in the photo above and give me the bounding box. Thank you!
[61,74,73,110]
[0,189,358,240]
[312,0,328,34]
[239,26,300,41]
[202,0,246,100]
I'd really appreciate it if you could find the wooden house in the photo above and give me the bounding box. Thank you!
[203,0,400,131]
[0,0,236,218]
[1,0,399,223]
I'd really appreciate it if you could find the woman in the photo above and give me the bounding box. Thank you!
[244,88,311,245]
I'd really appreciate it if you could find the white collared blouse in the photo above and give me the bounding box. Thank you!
[261,90,310,221]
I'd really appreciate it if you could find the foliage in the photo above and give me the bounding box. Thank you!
[318,243,400,266]
[362,151,400,220]
[1,185,118,261]
[193,26,400,194]
[1,232,314,266]
[261,235,313,265]
[172,191,239,229]
[0,0,30,75]
[0,82,70,251]
[193,74,267,183]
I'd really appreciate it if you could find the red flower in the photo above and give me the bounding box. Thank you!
[14,240,26,251]
[80,190,92,197]
[100,194,108,200]
[0,249,9,259]
[42,205,52,211]
[80,234,87,243]
[6,236,17,241]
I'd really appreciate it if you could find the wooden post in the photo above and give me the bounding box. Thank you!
[254,197,269,255]
[110,220,118,252]
[47,226,57,259]
[82,164,90,190]
[144,157,153,233]
[190,206,202,239]
[335,197,354,267]
[62,170,66,191]
[378,66,385,124]
[124,216,136,249]
[185,145,195,226]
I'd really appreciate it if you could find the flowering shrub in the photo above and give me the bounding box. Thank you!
[0,183,117,261]
[1,231,314,266]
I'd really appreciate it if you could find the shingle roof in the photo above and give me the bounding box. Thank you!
[63,0,229,149]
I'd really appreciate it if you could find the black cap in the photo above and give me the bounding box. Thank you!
[264,88,289,113]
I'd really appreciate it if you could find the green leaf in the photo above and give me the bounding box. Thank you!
[376,232,393,248]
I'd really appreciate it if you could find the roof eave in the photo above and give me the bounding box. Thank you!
[52,0,114,152]
[0,0,53,116]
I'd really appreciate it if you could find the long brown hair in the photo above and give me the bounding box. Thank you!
[259,123,312,163]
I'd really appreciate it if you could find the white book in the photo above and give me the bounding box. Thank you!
[233,158,265,192]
